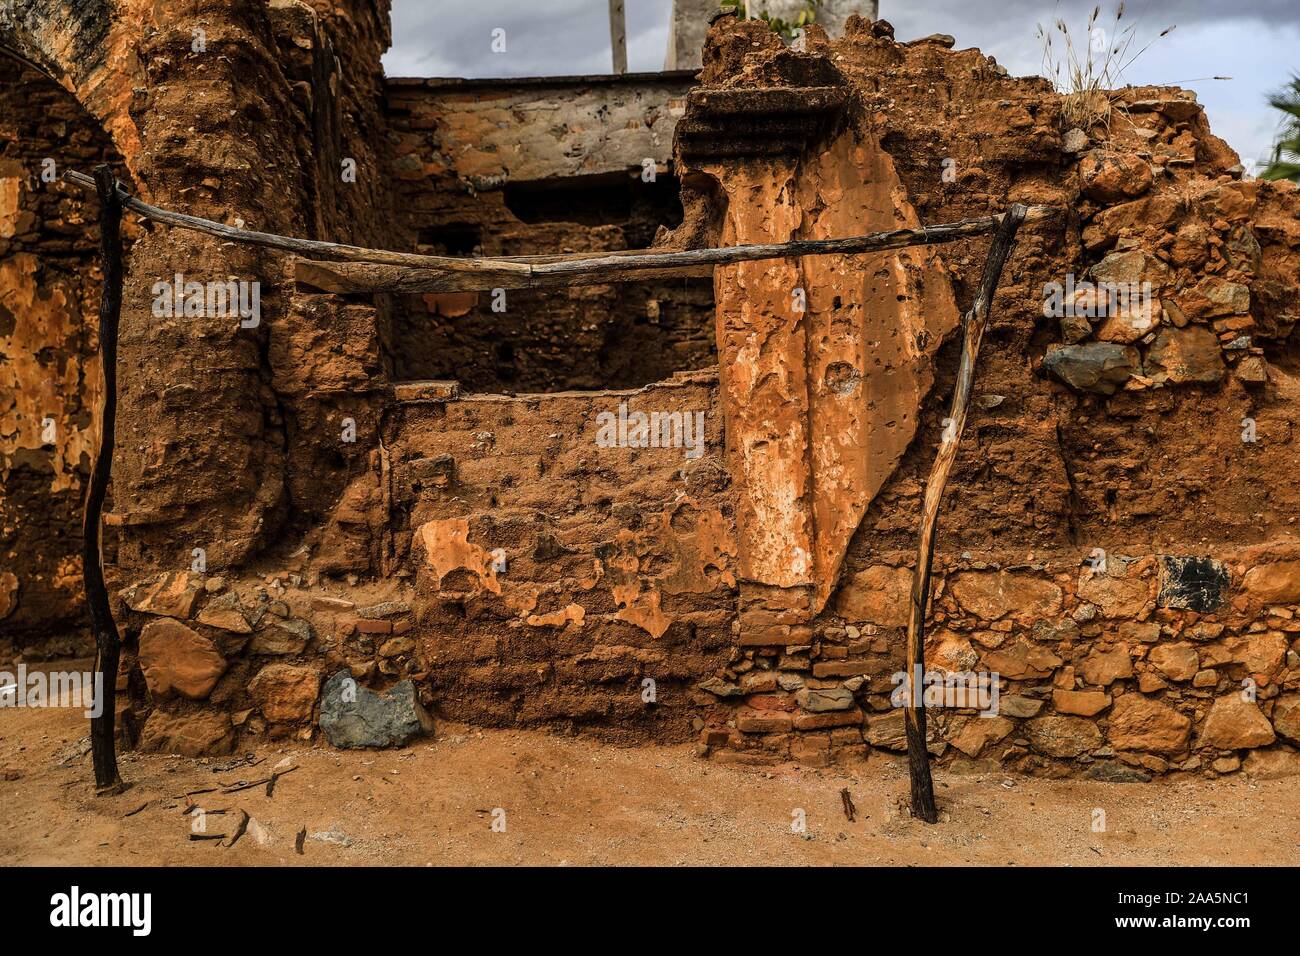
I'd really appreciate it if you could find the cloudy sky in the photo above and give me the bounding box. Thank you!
[383,1,1300,172]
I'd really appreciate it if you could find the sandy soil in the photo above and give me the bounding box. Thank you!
[2,661,1297,867]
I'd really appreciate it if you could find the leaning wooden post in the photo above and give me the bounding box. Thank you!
[904,202,1029,823]
[86,164,125,792]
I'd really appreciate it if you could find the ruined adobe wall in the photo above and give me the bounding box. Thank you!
[106,0,408,753]
[385,373,735,740]
[102,63,734,753]
[5,2,727,753]
[10,3,1299,780]
[0,0,401,742]
[684,17,1300,777]
[113,369,736,751]
[289,0,395,249]
[382,75,716,392]
[0,57,135,650]
[0,0,398,585]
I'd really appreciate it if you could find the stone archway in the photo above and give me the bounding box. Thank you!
[0,0,340,595]
[3,0,402,752]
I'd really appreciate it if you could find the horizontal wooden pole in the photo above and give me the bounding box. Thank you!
[64,170,530,276]
[537,206,1056,275]
[295,259,716,293]
[65,169,1057,293]
[296,206,1055,292]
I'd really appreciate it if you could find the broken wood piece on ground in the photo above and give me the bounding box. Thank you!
[840,788,857,823]
[266,765,297,797]
[225,810,250,848]
[218,766,295,796]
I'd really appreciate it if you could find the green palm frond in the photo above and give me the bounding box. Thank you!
[1261,76,1300,183]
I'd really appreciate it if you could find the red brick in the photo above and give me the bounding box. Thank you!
[746,693,796,711]
[738,625,795,647]
[830,726,865,746]
[703,729,732,748]
[793,707,864,731]
[736,709,793,733]
[740,671,778,693]
[812,659,872,678]
[790,733,831,765]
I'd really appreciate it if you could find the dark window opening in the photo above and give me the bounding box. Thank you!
[503,170,685,248]
[416,223,481,257]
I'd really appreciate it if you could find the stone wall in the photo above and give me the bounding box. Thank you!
[5,5,1300,782]
[681,17,1300,777]
[383,74,716,392]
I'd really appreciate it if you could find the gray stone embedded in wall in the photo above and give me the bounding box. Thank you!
[319,670,435,749]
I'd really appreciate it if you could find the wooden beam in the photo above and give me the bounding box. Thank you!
[65,170,1056,293]
[609,0,628,74]
[87,165,125,794]
[295,258,714,294]
[63,170,532,277]
[902,202,1029,824]
[295,259,542,294]
[295,207,1055,293]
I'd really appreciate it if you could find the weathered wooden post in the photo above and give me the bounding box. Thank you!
[86,164,125,792]
[904,203,1028,823]
[609,0,627,74]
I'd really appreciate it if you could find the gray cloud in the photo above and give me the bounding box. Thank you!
[886,0,1299,31]
[386,0,673,77]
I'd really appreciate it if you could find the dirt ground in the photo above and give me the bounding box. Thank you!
[1,660,1297,867]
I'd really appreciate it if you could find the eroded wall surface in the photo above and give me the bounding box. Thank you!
[1,0,396,652]
[4,5,1300,782]
[388,373,734,739]
[383,74,717,392]
[684,17,1300,775]
[0,56,134,646]
[702,122,960,635]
